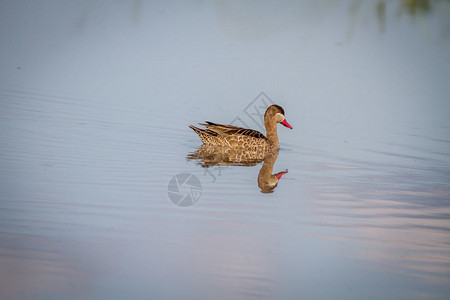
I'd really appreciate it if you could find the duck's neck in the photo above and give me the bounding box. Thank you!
[265,119,279,147]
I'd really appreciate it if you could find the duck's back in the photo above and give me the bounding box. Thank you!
[189,122,270,150]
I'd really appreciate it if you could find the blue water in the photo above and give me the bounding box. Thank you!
[1,1,450,299]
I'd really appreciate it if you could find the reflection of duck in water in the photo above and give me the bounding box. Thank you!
[188,144,267,167]
[257,150,287,193]
[189,104,292,151]
[187,147,287,193]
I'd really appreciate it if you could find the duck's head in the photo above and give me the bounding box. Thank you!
[265,105,293,129]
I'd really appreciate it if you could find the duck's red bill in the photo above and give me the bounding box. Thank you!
[282,119,293,129]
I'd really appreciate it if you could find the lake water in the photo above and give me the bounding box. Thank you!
[1,1,450,299]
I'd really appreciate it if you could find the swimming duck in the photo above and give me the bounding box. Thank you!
[189,104,292,150]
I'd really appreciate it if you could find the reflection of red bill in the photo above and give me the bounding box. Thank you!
[276,170,288,180]
[282,119,293,129]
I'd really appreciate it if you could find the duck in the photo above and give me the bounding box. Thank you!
[189,104,292,151]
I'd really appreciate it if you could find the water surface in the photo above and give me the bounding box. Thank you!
[1,1,450,299]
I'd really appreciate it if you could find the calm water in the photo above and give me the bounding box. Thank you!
[1,1,450,299]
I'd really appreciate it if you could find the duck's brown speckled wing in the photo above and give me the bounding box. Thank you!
[189,121,269,149]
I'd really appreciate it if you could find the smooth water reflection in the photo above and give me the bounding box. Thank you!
[308,159,450,285]
[1,0,450,299]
